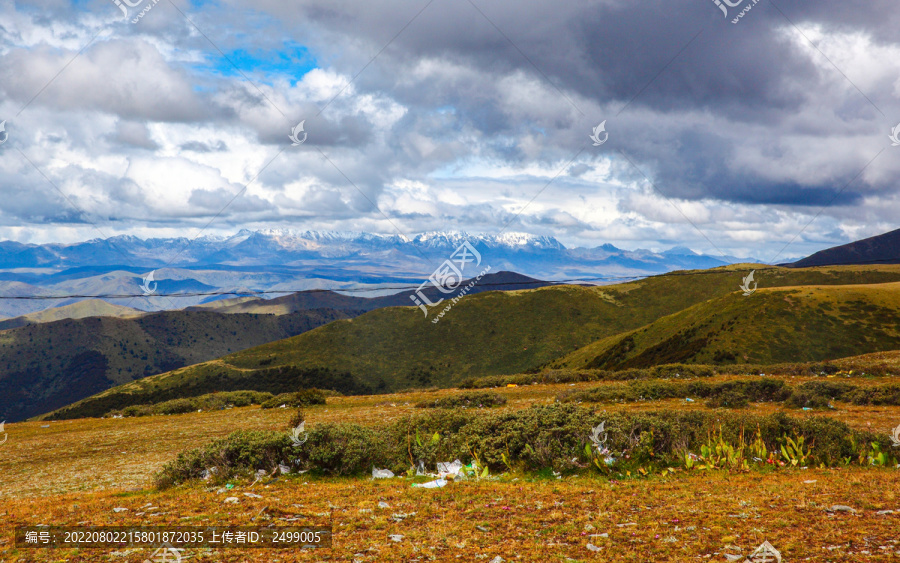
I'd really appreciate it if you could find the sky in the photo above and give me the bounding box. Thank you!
[0,0,899,261]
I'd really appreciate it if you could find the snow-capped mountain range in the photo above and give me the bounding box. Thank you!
[0,230,758,318]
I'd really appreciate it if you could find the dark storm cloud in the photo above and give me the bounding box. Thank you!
[257,0,899,207]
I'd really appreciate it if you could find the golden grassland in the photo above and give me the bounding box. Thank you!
[2,379,900,562]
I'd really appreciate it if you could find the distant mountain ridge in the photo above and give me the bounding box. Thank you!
[0,230,757,318]
[0,229,730,269]
[187,271,553,314]
[789,228,900,268]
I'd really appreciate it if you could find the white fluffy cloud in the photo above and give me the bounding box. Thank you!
[0,0,898,259]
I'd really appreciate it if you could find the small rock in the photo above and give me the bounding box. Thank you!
[827,505,857,513]
[876,510,896,515]
[476,525,490,532]
[378,501,390,509]
[112,508,128,513]
[490,557,504,563]
[586,543,601,552]
[243,493,263,498]
[584,523,595,531]
[389,534,404,542]
[224,497,239,504]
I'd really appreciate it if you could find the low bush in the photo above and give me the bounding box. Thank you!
[260,389,327,409]
[154,430,293,488]
[416,391,507,409]
[460,364,716,389]
[156,404,891,487]
[107,391,274,418]
[704,390,749,409]
[559,379,790,406]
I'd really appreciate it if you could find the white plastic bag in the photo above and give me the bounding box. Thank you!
[436,459,463,478]
[372,466,395,479]
[412,479,447,489]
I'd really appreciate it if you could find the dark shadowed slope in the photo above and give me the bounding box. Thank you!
[789,228,900,268]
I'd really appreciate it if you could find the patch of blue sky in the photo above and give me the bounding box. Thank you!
[192,39,318,86]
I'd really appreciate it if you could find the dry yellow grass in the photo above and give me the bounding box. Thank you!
[1,380,899,561]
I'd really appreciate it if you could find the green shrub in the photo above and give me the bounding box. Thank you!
[156,404,884,488]
[844,384,900,406]
[156,398,198,415]
[260,389,327,409]
[784,390,832,409]
[416,391,507,409]
[299,423,397,475]
[704,390,749,409]
[108,391,274,418]
[460,364,717,389]
[560,379,790,405]
[154,430,293,488]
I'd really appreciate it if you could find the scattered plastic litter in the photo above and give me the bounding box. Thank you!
[389,534,404,542]
[437,460,464,478]
[586,543,601,552]
[684,398,695,402]
[372,467,395,479]
[378,501,390,509]
[256,469,268,478]
[506,384,517,388]
[413,479,447,489]
[415,460,426,476]
[112,508,128,513]
[243,492,262,498]
[802,407,812,411]
[490,556,504,563]
[278,464,291,474]
[223,497,239,504]
[225,484,234,490]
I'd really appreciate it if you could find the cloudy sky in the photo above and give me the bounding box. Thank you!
[1,0,899,261]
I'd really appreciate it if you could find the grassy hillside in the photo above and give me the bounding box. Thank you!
[0,299,144,330]
[0,308,354,422]
[49,264,900,419]
[186,271,554,315]
[557,281,900,369]
[4,382,900,561]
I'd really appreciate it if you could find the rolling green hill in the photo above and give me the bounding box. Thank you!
[47,264,900,419]
[556,281,900,369]
[0,308,354,422]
